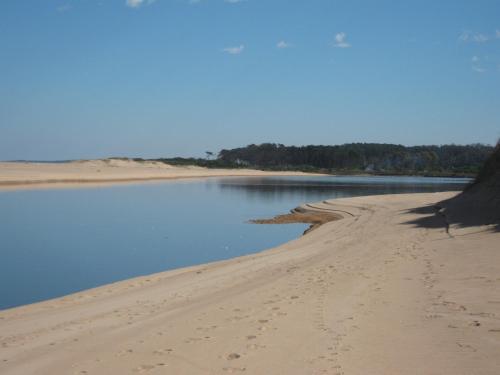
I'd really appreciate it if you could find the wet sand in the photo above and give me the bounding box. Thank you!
[1,191,499,374]
[251,208,342,234]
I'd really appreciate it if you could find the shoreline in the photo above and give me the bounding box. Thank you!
[0,159,472,192]
[1,202,340,312]
[0,174,317,192]
[1,191,499,374]
[0,159,324,191]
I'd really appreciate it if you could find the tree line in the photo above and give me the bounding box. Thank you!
[142,143,494,177]
[215,143,494,176]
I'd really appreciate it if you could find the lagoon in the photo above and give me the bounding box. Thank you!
[0,175,468,310]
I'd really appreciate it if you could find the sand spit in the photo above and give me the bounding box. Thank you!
[251,207,342,234]
[1,192,499,374]
[0,159,319,190]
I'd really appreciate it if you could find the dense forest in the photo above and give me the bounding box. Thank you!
[151,143,494,177]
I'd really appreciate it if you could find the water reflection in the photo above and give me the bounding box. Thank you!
[215,176,469,202]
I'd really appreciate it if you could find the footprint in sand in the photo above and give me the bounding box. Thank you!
[223,367,246,373]
[226,353,241,360]
[184,337,203,344]
[456,342,477,352]
[153,348,173,355]
[134,364,156,373]
[247,343,266,350]
[116,348,133,357]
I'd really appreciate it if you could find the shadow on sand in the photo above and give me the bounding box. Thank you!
[404,142,500,233]
[402,194,500,233]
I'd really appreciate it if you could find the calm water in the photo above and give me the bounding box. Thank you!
[0,176,469,310]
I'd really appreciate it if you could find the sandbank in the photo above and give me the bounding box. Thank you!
[0,159,320,191]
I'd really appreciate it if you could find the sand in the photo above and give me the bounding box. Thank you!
[251,209,342,234]
[0,159,318,190]
[1,191,499,374]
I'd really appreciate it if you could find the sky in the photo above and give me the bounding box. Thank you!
[1,0,499,160]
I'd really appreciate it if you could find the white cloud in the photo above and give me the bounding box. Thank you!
[496,30,500,39]
[333,32,351,48]
[471,56,486,73]
[459,30,489,43]
[126,0,144,7]
[126,0,156,8]
[223,45,245,55]
[277,40,292,49]
[225,0,246,3]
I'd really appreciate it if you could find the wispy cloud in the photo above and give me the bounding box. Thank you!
[225,0,246,3]
[223,45,245,55]
[332,32,351,48]
[471,56,486,73]
[496,30,500,39]
[277,40,292,49]
[126,0,156,8]
[459,30,489,43]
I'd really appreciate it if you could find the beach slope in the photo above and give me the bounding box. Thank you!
[1,191,499,374]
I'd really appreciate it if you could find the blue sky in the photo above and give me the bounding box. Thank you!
[1,0,499,160]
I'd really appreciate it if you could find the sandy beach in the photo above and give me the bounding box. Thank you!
[1,190,499,375]
[0,159,318,190]
[3,1,498,373]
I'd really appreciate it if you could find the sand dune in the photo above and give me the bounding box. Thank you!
[0,159,317,190]
[436,143,500,232]
[1,192,498,374]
